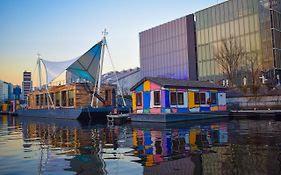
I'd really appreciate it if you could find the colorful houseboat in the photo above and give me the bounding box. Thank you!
[130,77,228,122]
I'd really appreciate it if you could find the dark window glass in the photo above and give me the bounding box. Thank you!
[195,93,200,105]
[170,92,177,105]
[200,93,206,104]
[177,92,184,105]
[55,92,60,107]
[61,91,66,107]
[154,91,160,106]
[36,95,39,106]
[105,90,110,101]
[44,94,48,106]
[136,92,142,106]
[211,93,217,104]
[68,90,74,107]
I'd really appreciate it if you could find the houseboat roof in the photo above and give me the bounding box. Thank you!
[130,77,226,91]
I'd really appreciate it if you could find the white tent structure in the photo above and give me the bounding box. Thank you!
[35,30,126,108]
[41,41,103,84]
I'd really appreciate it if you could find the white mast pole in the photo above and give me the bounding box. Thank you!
[95,29,108,108]
[37,53,42,90]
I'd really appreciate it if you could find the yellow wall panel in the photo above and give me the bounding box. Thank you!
[143,81,150,91]
[132,92,136,112]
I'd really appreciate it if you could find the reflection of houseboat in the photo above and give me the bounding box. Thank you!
[18,32,129,120]
[130,77,228,122]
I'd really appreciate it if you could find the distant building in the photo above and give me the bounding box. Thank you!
[0,80,9,102]
[13,85,21,100]
[102,67,141,95]
[195,0,281,82]
[139,14,197,80]
[22,71,32,101]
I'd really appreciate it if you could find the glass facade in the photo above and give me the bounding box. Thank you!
[195,0,281,82]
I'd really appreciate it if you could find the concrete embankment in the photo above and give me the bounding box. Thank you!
[230,110,281,120]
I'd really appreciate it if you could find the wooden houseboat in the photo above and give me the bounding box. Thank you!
[18,31,129,120]
[130,77,228,122]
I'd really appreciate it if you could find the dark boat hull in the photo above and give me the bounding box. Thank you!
[17,106,131,121]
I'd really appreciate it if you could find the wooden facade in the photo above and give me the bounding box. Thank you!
[27,83,116,109]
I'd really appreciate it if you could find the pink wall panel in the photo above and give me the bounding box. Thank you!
[150,82,161,90]
[150,108,161,114]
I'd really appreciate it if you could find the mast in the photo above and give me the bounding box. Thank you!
[95,29,108,107]
[37,53,42,89]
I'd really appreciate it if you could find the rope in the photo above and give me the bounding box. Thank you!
[105,44,127,107]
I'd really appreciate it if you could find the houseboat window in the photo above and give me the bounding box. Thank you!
[105,90,110,101]
[40,94,44,106]
[55,92,60,107]
[61,91,67,107]
[36,95,39,106]
[177,92,184,105]
[154,91,160,106]
[68,90,74,107]
[170,92,177,105]
[44,94,48,106]
[195,93,200,105]
[211,93,217,104]
[200,93,206,104]
[136,92,142,106]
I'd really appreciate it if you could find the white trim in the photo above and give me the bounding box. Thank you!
[151,90,161,108]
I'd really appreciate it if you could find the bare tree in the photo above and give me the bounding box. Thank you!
[215,37,245,87]
[246,54,263,95]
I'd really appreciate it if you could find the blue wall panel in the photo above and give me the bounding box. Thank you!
[135,84,144,92]
[143,92,150,110]
[177,108,188,113]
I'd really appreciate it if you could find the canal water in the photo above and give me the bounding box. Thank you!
[0,115,280,175]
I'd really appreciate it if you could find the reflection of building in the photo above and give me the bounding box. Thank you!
[133,122,228,170]
[22,71,32,101]
[196,0,281,82]
[139,15,197,80]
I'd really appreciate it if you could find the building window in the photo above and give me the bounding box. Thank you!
[136,92,142,106]
[154,91,160,106]
[55,92,60,107]
[68,90,74,107]
[170,92,177,105]
[195,92,200,105]
[211,93,217,104]
[105,90,110,101]
[200,93,206,104]
[44,94,48,106]
[177,92,184,105]
[61,91,66,107]
[36,95,39,106]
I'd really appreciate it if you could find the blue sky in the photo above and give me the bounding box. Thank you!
[0,0,225,85]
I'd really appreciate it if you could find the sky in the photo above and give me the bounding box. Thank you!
[0,0,225,86]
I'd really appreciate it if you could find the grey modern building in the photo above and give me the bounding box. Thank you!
[139,0,281,84]
[195,0,281,82]
[139,14,197,80]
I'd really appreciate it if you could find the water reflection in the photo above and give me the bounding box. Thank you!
[0,115,281,175]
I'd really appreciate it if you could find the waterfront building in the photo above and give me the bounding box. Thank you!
[13,85,21,101]
[139,0,281,84]
[0,80,9,103]
[102,67,141,95]
[130,77,226,117]
[22,71,32,101]
[139,14,197,80]
[195,0,281,82]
